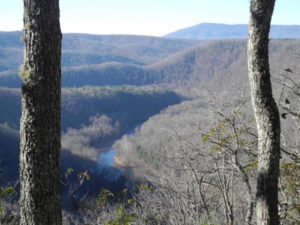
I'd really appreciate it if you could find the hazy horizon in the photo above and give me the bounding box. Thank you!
[1,0,300,36]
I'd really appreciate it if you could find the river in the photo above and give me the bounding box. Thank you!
[97,126,137,181]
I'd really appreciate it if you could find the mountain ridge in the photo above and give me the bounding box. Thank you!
[1,39,300,89]
[0,31,200,72]
[164,23,300,40]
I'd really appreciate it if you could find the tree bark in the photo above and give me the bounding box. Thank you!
[19,0,62,224]
[247,1,280,225]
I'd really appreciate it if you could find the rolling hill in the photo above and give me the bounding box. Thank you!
[0,85,183,184]
[1,27,299,216]
[0,31,200,72]
[60,39,300,88]
[2,30,300,89]
[0,31,202,87]
[1,39,299,89]
[0,86,183,130]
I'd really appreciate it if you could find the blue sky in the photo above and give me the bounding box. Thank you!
[1,0,300,36]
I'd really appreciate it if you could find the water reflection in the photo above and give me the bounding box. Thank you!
[98,149,116,165]
[98,149,122,181]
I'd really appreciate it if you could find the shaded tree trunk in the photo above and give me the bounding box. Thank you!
[19,0,62,224]
[247,0,280,225]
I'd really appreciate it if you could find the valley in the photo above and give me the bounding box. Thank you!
[0,23,299,224]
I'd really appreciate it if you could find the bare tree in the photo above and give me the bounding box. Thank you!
[19,0,62,224]
[273,68,300,224]
[248,0,280,224]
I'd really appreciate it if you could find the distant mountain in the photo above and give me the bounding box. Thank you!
[164,23,300,40]
[62,39,300,88]
[0,31,200,73]
[62,33,200,66]
[1,31,300,89]
[1,39,299,88]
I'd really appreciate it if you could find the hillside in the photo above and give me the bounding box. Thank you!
[65,39,300,88]
[0,85,183,185]
[0,86,182,131]
[2,31,299,90]
[1,28,299,223]
[2,39,299,88]
[0,124,19,184]
[164,23,300,40]
[0,31,199,73]
[62,34,200,66]
[0,31,202,88]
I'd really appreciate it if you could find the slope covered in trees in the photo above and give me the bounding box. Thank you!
[0,31,199,72]
[110,75,299,224]
[61,39,300,87]
[1,39,300,88]
[1,22,299,224]
[0,85,183,182]
[0,86,182,130]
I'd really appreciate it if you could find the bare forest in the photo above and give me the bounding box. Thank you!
[0,1,299,225]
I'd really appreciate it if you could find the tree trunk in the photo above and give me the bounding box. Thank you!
[247,1,280,225]
[19,0,62,224]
